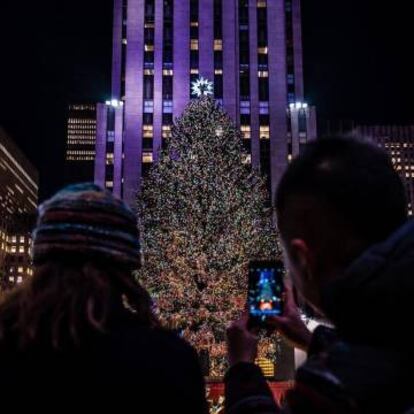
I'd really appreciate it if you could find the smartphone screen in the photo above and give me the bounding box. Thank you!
[248,260,284,323]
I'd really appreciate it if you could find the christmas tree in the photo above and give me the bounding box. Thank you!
[137,96,280,376]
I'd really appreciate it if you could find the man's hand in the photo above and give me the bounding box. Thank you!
[226,313,259,367]
[266,283,312,352]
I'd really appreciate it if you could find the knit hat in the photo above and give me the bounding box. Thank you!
[32,183,140,269]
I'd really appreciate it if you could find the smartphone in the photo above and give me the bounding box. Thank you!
[248,260,284,325]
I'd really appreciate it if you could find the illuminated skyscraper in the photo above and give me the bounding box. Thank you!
[95,0,316,206]
[324,122,414,217]
[65,104,97,185]
[0,127,38,288]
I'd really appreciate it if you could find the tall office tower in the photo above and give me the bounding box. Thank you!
[354,125,414,217]
[321,121,414,217]
[65,104,97,185]
[95,0,317,207]
[0,127,39,289]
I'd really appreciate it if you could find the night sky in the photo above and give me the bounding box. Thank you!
[1,0,413,200]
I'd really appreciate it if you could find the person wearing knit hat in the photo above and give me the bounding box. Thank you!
[0,183,208,414]
[32,183,141,269]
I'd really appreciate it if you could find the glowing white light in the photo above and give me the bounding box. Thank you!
[191,77,214,97]
[290,102,309,110]
[106,99,124,108]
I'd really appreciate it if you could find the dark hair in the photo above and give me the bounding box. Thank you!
[276,137,407,248]
[0,257,157,349]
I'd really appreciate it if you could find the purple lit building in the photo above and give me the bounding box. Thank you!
[95,0,317,207]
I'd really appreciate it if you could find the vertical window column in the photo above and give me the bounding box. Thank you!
[222,0,238,121]
[142,0,155,176]
[190,0,200,98]
[120,0,128,100]
[285,0,295,104]
[239,0,251,158]
[199,0,215,94]
[214,0,223,102]
[162,0,174,150]
[153,0,167,162]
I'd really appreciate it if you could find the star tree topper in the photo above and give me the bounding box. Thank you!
[191,77,214,97]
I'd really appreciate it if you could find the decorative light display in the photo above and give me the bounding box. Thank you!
[191,77,214,97]
[137,96,281,377]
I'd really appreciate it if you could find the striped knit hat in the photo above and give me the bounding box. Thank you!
[32,183,140,269]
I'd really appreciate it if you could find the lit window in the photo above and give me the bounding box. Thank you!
[190,68,199,75]
[258,71,268,78]
[106,153,114,165]
[215,69,223,75]
[11,246,16,253]
[143,125,154,138]
[18,267,24,273]
[162,125,172,139]
[144,100,154,113]
[143,152,153,163]
[259,101,269,114]
[163,69,173,76]
[163,101,173,114]
[240,101,250,115]
[260,126,270,139]
[257,0,267,7]
[19,246,25,253]
[20,236,25,243]
[190,21,199,27]
[240,125,251,139]
[145,44,154,52]
[106,181,114,189]
[190,39,199,50]
[144,69,154,75]
[17,276,23,284]
[214,39,223,51]
[258,47,268,54]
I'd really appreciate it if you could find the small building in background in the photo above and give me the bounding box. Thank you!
[65,104,97,185]
[0,127,39,290]
[321,121,414,216]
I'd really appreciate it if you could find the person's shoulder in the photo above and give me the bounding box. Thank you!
[295,340,409,413]
[113,318,196,357]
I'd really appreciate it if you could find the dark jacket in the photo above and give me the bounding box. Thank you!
[225,220,414,414]
[0,307,208,413]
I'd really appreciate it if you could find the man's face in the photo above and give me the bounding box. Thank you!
[281,236,322,313]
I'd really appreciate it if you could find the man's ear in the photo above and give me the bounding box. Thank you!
[290,239,314,278]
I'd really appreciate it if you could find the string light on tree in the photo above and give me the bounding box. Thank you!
[191,77,214,97]
[137,96,281,377]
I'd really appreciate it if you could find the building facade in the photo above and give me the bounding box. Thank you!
[0,128,39,289]
[321,121,414,216]
[354,125,414,216]
[65,104,97,185]
[95,0,316,207]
